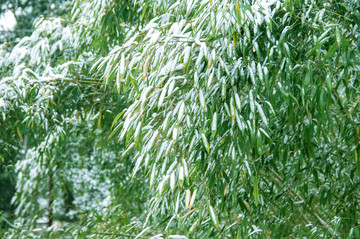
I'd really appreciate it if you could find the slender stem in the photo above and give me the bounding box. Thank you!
[293,7,353,22]
[48,159,53,227]
[38,78,103,85]
[267,167,336,236]
[48,165,54,227]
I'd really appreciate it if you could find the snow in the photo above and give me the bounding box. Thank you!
[0,10,17,31]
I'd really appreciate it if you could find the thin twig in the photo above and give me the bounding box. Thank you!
[293,7,353,22]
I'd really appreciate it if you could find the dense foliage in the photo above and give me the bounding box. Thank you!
[0,0,70,43]
[1,0,360,238]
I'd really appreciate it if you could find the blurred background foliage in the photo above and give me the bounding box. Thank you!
[0,0,70,44]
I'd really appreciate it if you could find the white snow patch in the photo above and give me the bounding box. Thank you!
[0,10,17,31]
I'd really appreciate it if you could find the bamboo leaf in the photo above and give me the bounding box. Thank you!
[207,69,214,90]
[170,172,175,192]
[235,93,241,111]
[199,89,205,111]
[178,101,185,123]
[324,42,338,61]
[336,27,341,47]
[249,90,255,113]
[201,133,210,153]
[158,85,167,109]
[168,235,188,239]
[209,204,219,229]
[135,227,150,239]
[185,189,191,209]
[253,176,259,206]
[120,53,125,75]
[132,155,143,178]
[190,189,197,209]
[150,164,156,189]
[211,112,217,139]
[255,102,268,126]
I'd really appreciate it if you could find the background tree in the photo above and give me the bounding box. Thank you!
[0,0,70,43]
[0,1,70,230]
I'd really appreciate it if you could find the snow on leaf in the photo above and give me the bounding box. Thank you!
[173,127,178,142]
[183,46,191,66]
[201,133,209,154]
[207,69,214,90]
[257,63,263,81]
[168,235,188,239]
[182,158,189,178]
[175,192,180,213]
[132,155,143,178]
[170,172,175,192]
[249,66,255,84]
[168,79,175,97]
[190,189,197,209]
[135,227,150,239]
[235,93,241,111]
[248,225,263,236]
[259,128,271,139]
[147,130,159,151]
[194,72,199,88]
[199,89,205,111]
[158,175,169,194]
[244,160,252,177]
[185,189,191,209]
[249,90,255,113]
[211,112,217,139]
[179,166,184,186]
[255,102,268,126]
[209,204,218,229]
[134,121,142,143]
[178,101,185,123]
[120,53,125,75]
[150,165,156,189]
[149,30,161,45]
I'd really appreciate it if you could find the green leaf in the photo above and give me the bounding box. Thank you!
[255,102,268,126]
[131,78,140,93]
[249,90,255,113]
[259,128,270,139]
[207,69,214,90]
[235,93,241,111]
[111,111,125,129]
[108,122,123,140]
[158,85,167,109]
[132,155,143,178]
[279,26,290,47]
[134,122,142,144]
[135,227,150,239]
[150,164,156,189]
[324,42,338,61]
[209,204,219,230]
[201,133,210,154]
[221,81,226,101]
[121,142,135,160]
[304,61,312,88]
[326,75,332,93]
[335,27,341,47]
[178,101,185,123]
[253,175,259,206]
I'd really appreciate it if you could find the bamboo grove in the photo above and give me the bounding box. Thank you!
[1,0,359,238]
